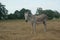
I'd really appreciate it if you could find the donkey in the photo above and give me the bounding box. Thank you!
[24,11,48,33]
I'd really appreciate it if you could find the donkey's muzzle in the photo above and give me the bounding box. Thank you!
[25,20,28,22]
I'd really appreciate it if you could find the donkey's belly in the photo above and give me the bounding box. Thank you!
[36,18,43,24]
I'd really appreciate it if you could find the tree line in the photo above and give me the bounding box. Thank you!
[0,3,60,20]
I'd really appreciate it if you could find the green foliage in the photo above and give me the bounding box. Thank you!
[14,10,20,19]
[43,10,55,20]
[36,8,43,15]
[8,13,15,19]
[9,8,32,19]
[19,8,26,19]
[0,3,8,20]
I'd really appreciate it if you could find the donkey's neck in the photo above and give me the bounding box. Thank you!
[28,15,36,23]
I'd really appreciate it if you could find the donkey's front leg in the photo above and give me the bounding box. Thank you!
[43,21,47,32]
[32,22,36,33]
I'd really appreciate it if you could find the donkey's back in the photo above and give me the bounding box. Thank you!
[35,14,48,22]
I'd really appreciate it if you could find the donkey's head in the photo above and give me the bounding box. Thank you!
[24,11,32,22]
[24,12,29,22]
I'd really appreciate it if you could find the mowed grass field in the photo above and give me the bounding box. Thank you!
[0,19,60,40]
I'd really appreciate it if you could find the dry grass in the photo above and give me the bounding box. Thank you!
[0,20,60,40]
